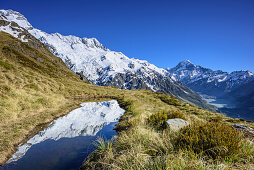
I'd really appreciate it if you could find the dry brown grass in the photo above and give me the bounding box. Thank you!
[1,32,254,169]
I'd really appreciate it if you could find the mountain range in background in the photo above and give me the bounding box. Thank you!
[0,9,215,110]
[166,59,254,97]
[167,60,254,120]
[1,9,253,119]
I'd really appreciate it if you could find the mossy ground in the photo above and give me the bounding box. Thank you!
[0,32,253,169]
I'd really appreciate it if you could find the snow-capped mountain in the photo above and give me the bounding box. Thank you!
[0,9,215,110]
[166,60,254,97]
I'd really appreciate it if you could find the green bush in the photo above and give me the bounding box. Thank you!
[0,60,13,70]
[168,110,187,120]
[159,95,181,106]
[209,115,223,122]
[26,83,39,90]
[175,122,242,160]
[36,98,48,106]
[148,111,168,129]
[148,110,187,129]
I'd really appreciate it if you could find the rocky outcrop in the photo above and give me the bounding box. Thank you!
[232,124,254,138]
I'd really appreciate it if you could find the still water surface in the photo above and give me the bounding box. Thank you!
[1,100,125,170]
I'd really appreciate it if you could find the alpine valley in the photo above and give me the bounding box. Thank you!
[1,8,254,170]
[0,9,214,110]
[167,60,254,120]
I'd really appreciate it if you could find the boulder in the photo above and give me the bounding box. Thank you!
[232,124,254,138]
[166,118,189,130]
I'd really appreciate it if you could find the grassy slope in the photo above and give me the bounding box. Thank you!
[0,32,253,169]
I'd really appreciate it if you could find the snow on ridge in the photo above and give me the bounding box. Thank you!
[0,9,33,30]
[7,100,125,163]
[167,60,254,89]
[0,15,29,42]
[0,9,170,84]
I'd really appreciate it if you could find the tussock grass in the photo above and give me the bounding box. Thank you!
[1,32,254,169]
[148,110,187,130]
[175,122,243,160]
[168,109,187,120]
[83,93,254,169]
[94,137,115,153]
[148,111,168,129]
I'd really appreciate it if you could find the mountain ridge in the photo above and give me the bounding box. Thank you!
[167,60,254,97]
[0,9,215,110]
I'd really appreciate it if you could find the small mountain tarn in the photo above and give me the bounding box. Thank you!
[2,100,125,170]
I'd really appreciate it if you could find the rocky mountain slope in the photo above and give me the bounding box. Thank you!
[166,60,254,97]
[0,9,214,110]
[225,79,254,108]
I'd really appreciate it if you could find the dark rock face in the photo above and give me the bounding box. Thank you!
[76,72,90,83]
[97,70,216,111]
[224,79,254,108]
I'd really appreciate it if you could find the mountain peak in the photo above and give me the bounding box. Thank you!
[0,9,32,29]
[82,37,107,50]
[174,59,195,71]
[179,59,193,66]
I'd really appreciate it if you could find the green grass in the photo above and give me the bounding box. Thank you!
[0,32,253,169]
[148,111,168,130]
[175,122,243,160]
[168,110,187,120]
[94,137,115,153]
[0,60,13,70]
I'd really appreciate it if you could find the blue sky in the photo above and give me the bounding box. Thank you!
[2,0,254,72]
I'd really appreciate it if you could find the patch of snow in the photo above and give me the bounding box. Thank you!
[0,24,19,39]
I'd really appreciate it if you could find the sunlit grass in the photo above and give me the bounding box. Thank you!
[1,32,253,169]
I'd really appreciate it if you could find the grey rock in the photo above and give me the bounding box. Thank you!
[166,118,189,130]
[36,58,43,63]
[232,124,254,137]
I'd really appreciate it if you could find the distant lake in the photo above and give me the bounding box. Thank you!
[204,97,254,122]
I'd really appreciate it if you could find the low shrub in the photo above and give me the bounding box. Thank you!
[0,60,13,70]
[26,83,39,90]
[159,94,181,106]
[148,111,168,129]
[36,98,49,106]
[168,110,187,120]
[209,115,223,122]
[175,122,242,160]
[148,110,188,129]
